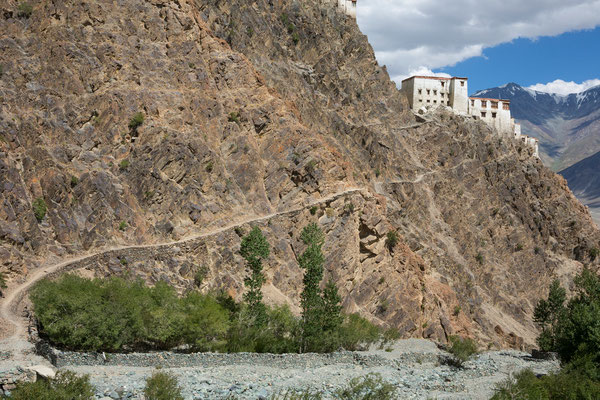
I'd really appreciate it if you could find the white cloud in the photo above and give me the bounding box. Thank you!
[527,79,600,95]
[393,67,451,85]
[357,0,600,82]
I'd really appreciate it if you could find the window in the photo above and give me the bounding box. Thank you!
[441,82,445,88]
[491,101,498,109]
[460,81,465,87]
[427,100,430,103]
[433,90,437,95]
[481,100,487,107]
[427,89,430,95]
[418,89,422,94]
[492,112,497,118]
[433,100,437,104]
[471,99,475,106]
[418,99,423,102]
[503,103,510,110]
[481,112,486,117]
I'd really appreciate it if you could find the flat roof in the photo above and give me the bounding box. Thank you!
[401,76,468,82]
[469,97,511,103]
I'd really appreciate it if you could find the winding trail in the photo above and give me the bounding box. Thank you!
[0,187,365,345]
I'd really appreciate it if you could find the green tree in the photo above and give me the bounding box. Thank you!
[32,197,47,222]
[240,226,270,325]
[298,223,325,352]
[533,279,566,351]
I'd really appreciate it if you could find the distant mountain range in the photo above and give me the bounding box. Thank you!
[473,83,600,225]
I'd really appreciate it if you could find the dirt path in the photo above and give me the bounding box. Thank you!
[0,187,365,346]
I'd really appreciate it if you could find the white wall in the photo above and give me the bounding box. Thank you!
[449,78,468,114]
[401,77,452,109]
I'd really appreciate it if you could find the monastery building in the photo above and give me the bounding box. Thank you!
[401,76,539,158]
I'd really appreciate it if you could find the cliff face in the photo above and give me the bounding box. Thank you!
[1,0,599,347]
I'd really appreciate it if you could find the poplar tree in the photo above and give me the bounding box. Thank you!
[240,226,270,326]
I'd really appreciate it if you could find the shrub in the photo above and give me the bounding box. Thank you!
[309,206,318,215]
[118,221,127,231]
[119,159,130,170]
[334,374,397,400]
[590,247,600,261]
[70,175,79,188]
[447,335,478,367]
[144,371,184,400]
[228,112,240,123]
[17,2,33,18]
[128,112,144,130]
[32,197,47,222]
[194,266,208,287]
[385,231,398,251]
[6,370,94,400]
[475,252,484,265]
[338,313,380,351]
[453,305,461,316]
[205,160,214,173]
[515,243,524,251]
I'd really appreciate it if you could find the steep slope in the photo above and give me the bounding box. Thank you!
[1,0,599,348]
[560,151,600,225]
[472,83,600,170]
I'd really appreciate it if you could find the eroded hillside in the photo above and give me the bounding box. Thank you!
[1,0,599,347]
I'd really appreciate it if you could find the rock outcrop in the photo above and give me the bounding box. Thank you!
[1,0,599,347]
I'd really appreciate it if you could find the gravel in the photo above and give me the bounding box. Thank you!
[47,339,559,399]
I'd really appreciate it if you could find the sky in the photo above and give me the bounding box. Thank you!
[356,0,600,95]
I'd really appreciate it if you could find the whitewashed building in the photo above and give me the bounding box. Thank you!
[401,75,539,157]
[337,0,357,17]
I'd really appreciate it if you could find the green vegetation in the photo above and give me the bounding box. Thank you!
[590,247,600,261]
[475,252,484,265]
[309,206,318,215]
[17,2,33,18]
[128,112,144,130]
[31,224,387,354]
[447,335,478,367]
[119,159,130,171]
[144,371,184,400]
[32,197,47,222]
[271,374,396,400]
[31,275,230,351]
[491,269,600,399]
[240,226,270,325]
[385,231,398,251]
[2,370,94,400]
[70,175,79,188]
[205,160,214,173]
[194,265,208,287]
[0,271,7,296]
[515,243,524,251]
[228,112,240,123]
[118,221,127,231]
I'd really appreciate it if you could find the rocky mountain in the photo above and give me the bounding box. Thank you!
[560,150,600,224]
[1,0,599,349]
[473,83,600,225]
[472,83,600,171]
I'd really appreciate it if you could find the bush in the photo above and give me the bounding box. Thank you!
[30,275,229,352]
[144,371,184,400]
[32,197,47,222]
[6,370,94,400]
[447,335,478,367]
[228,112,240,123]
[590,247,600,261]
[194,266,208,287]
[70,175,79,188]
[385,231,398,251]
[491,367,600,400]
[334,374,397,400]
[0,271,7,290]
[17,2,33,18]
[128,112,144,130]
[119,159,130,171]
[338,313,381,351]
[118,221,127,231]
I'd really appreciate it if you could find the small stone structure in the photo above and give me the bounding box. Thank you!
[401,76,539,157]
[336,0,357,17]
